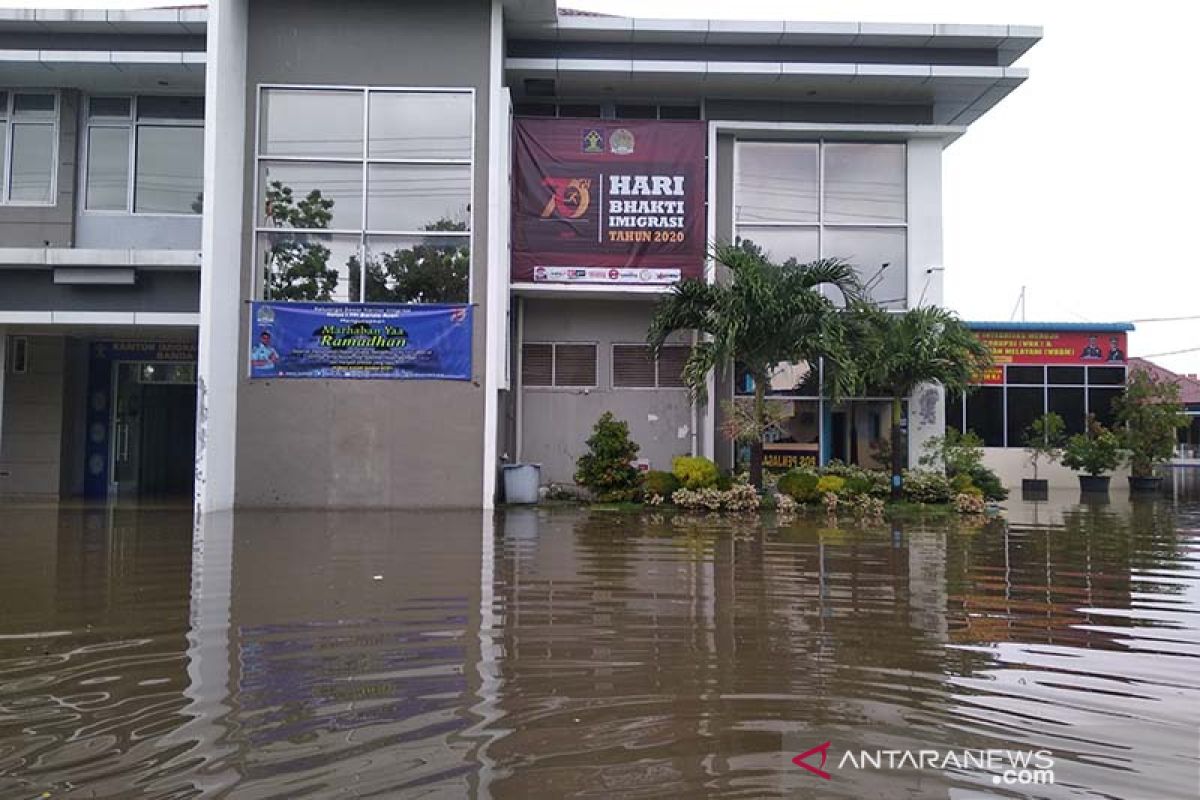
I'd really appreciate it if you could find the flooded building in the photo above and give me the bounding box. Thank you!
[0,2,1040,508]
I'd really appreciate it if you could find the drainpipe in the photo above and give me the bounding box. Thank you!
[514,296,525,463]
[690,329,698,456]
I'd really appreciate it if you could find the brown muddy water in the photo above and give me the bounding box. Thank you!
[1,488,1198,799]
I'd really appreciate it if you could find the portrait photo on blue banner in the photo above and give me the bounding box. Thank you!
[249,302,473,380]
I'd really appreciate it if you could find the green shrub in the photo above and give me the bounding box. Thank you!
[574,412,643,502]
[842,475,873,497]
[950,473,975,493]
[1062,417,1123,477]
[642,470,680,499]
[901,469,953,504]
[777,469,820,502]
[821,459,854,477]
[816,475,846,495]
[966,464,1007,501]
[715,471,734,491]
[672,456,720,489]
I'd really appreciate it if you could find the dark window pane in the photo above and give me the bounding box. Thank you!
[965,386,1004,447]
[513,102,555,117]
[612,345,655,388]
[89,96,131,119]
[13,93,55,115]
[657,346,690,388]
[1088,366,1126,386]
[1048,387,1086,436]
[0,91,7,116]
[945,391,964,435]
[1006,386,1045,448]
[659,105,701,120]
[554,344,597,387]
[1088,388,1122,429]
[557,104,601,119]
[615,104,657,119]
[1047,366,1084,384]
[522,343,552,386]
[86,126,131,210]
[1006,365,1044,385]
[137,95,204,120]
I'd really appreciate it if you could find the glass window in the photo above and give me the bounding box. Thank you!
[9,123,55,203]
[0,125,6,195]
[557,104,601,119]
[134,125,203,213]
[260,89,363,158]
[1087,366,1126,386]
[554,344,597,387]
[657,346,690,388]
[137,95,204,120]
[257,232,362,303]
[822,226,907,308]
[368,92,472,160]
[736,142,819,224]
[614,104,657,120]
[366,163,471,232]
[823,143,905,224]
[659,105,701,120]
[1047,366,1084,384]
[945,391,965,434]
[736,226,819,265]
[1048,387,1086,436]
[13,93,55,116]
[359,235,469,303]
[965,386,1004,447]
[255,86,473,304]
[259,161,363,229]
[86,126,131,210]
[89,96,132,119]
[1088,387,1122,429]
[613,345,656,388]
[1006,365,1044,384]
[1006,386,1045,448]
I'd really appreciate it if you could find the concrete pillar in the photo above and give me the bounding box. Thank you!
[195,0,249,513]
[482,1,508,509]
[0,328,6,459]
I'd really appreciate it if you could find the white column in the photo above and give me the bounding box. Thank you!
[906,137,944,309]
[482,0,510,509]
[195,0,249,514]
[907,137,947,467]
[0,328,7,460]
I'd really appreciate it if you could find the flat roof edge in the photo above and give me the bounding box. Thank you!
[967,321,1136,332]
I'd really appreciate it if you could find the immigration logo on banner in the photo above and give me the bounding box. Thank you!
[512,118,706,285]
[249,302,472,380]
[976,329,1127,384]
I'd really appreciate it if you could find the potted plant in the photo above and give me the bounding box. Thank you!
[1061,416,1123,494]
[1022,412,1066,498]
[1113,368,1188,492]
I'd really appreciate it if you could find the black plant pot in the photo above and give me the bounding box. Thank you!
[1022,479,1049,500]
[1078,475,1110,494]
[1128,475,1162,493]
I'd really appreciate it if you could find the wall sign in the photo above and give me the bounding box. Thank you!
[512,119,707,285]
[249,302,472,380]
[975,330,1127,384]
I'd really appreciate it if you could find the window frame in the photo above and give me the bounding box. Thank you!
[610,343,691,390]
[948,362,1128,447]
[81,94,205,216]
[733,138,908,308]
[252,84,476,304]
[521,341,599,390]
[1,89,60,206]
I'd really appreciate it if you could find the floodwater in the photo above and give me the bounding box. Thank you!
[1,486,1198,799]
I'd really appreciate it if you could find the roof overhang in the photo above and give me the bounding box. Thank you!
[0,49,205,91]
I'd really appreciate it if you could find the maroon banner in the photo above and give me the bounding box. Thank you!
[511,118,706,285]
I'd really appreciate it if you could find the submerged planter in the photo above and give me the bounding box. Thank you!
[1128,475,1163,493]
[1021,479,1049,500]
[1077,475,1111,494]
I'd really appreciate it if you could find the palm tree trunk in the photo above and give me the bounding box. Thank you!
[750,374,766,489]
[890,395,903,499]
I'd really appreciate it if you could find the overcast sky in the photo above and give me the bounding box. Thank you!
[8,0,1198,373]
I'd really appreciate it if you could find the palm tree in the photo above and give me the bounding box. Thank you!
[851,304,992,497]
[647,241,862,488]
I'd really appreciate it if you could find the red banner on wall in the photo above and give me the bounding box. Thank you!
[511,119,706,285]
[976,330,1128,384]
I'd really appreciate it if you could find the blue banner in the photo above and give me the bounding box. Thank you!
[249,302,472,380]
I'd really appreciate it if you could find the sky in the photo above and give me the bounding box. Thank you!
[6,0,1199,374]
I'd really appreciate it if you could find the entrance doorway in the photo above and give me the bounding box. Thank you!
[111,361,196,498]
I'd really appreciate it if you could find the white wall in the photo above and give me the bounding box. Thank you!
[982,446,1131,491]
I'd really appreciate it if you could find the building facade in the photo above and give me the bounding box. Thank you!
[0,2,1040,508]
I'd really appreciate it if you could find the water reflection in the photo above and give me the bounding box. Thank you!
[0,490,1197,797]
